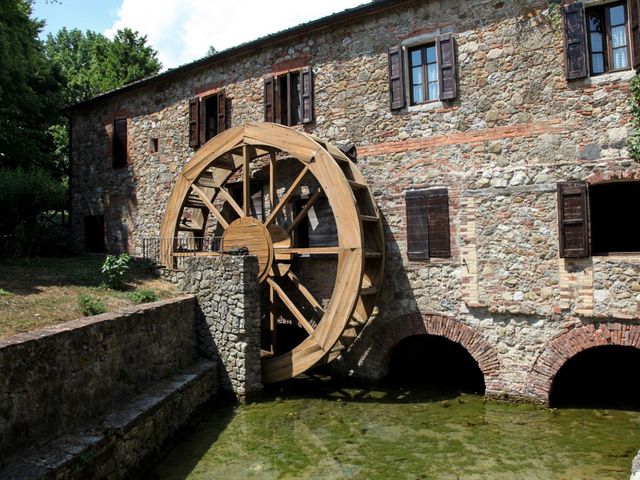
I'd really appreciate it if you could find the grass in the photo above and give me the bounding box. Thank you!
[0,255,180,339]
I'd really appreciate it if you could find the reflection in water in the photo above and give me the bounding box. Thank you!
[149,378,640,480]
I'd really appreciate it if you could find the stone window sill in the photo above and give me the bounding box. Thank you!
[407,101,444,113]
[572,70,635,87]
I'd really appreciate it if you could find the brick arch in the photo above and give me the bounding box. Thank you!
[359,313,502,391]
[526,322,640,403]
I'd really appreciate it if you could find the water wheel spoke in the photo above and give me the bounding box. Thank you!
[274,246,341,255]
[216,186,243,217]
[269,282,277,354]
[286,270,325,316]
[267,278,315,335]
[264,166,309,227]
[190,184,228,229]
[242,145,251,217]
[286,187,323,234]
[269,151,277,217]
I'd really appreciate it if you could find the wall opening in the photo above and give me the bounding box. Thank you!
[549,345,640,409]
[84,215,105,252]
[590,181,640,254]
[387,335,485,395]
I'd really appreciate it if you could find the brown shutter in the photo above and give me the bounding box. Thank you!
[300,66,314,124]
[112,118,127,168]
[217,91,226,133]
[426,189,451,258]
[199,95,207,145]
[562,3,589,80]
[274,75,283,125]
[406,190,429,260]
[388,45,405,110]
[557,182,590,258]
[630,0,640,69]
[188,97,200,147]
[437,34,458,101]
[264,76,275,122]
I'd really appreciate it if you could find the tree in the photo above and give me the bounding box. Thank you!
[0,0,63,172]
[206,45,218,56]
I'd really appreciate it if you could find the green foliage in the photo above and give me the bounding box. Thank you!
[101,253,131,290]
[0,167,67,233]
[127,289,159,304]
[44,27,162,104]
[10,223,80,257]
[628,74,640,162]
[0,0,64,174]
[0,288,10,296]
[77,293,106,316]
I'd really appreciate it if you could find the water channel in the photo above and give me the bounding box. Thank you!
[149,378,640,479]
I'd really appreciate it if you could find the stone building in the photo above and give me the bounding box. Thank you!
[67,0,640,404]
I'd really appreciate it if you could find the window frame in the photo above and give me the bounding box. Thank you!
[264,67,314,126]
[112,117,128,169]
[408,43,440,106]
[586,1,632,76]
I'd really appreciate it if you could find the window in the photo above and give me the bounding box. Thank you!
[264,67,313,126]
[557,181,640,257]
[562,1,640,80]
[405,189,451,260]
[188,90,226,148]
[112,118,128,168]
[409,44,439,104]
[388,34,458,110]
[149,137,159,153]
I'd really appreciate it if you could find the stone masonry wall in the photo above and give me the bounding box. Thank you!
[169,255,263,400]
[70,0,640,400]
[0,297,199,460]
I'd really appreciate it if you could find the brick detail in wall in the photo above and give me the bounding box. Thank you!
[557,257,594,316]
[459,196,479,306]
[358,119,571,157]
[355,313,502,390]
[525,321,640,403]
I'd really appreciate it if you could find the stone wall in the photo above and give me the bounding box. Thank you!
[0,297,199,459]
[69,0,640,401]
[169,255,263,400]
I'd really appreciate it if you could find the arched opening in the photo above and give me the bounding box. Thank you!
[549,345,640,409]
[387,335,485,395]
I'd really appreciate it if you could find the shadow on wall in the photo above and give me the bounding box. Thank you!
[549,345,640,411]
[335,212,493,395]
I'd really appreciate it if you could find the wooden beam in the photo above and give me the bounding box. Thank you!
[269,283,277,354]
[264,166,309,227]
[172,252,222,257]
[286,187,323,234]
[269,151,276,217]
[242,145,250,217]
[191,184,229,229]
[216,186,243,217]
[274,247,341,255]
[267,278,315,335]
[286,271,325,314]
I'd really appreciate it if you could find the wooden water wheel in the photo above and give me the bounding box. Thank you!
[160,123,384,383]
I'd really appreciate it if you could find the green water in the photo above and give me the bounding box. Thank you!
[149,381,640,479]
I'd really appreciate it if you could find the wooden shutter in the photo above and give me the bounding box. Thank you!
[217,91,226,133]
[264,76,275,122]
[426,189,451,258]
[199,95,207,145]
[274,75,283,125]
[188,97,200,147]
[112,118,127,168]
[406,190,429,260]
[562,3,589,80]
[630,0,640,69]
[436,34,458,101]
[557,182,590,258]
[388,45,405,110]
[300,66,314,124]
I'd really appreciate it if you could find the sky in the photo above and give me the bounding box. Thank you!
[33,0,372,70]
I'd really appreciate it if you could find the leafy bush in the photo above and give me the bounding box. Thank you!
[77,293,106,316]
[629,74,640,162]
[127,289,159,304]
[101,253,131,290]
[9,223,81,258]
[0,167,67,235]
